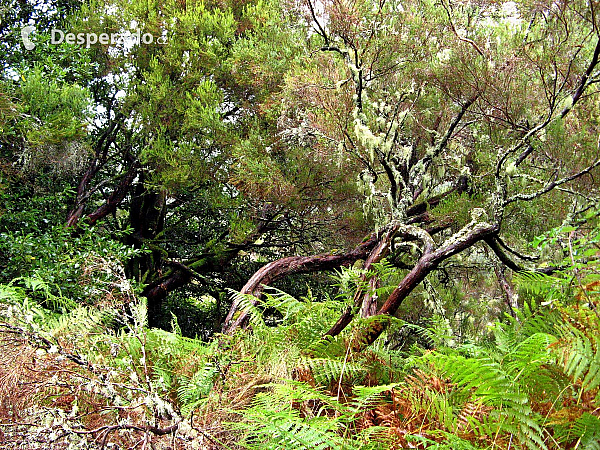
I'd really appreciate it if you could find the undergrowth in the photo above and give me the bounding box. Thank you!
[0,239,599,449]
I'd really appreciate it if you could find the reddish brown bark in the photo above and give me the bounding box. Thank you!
[143,216,277,326]
[224,220,456,336]
[323,225,399,337]
[350,222,499,351]
[222,232,381,333]
[66,116,122,227]
[87,161,140,226]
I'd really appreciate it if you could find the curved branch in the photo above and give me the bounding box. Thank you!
[352,219,499,350]
[86,160,140,226]
[144,216,276,326]
[495,236,539,262]
[484,236,558,275]
[324,224,401,337]
[504,158,600,206]
[222,232,382,333]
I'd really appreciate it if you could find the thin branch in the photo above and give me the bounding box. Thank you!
[560,37,600,118]
[504,158,600,205]
[495,236,540,262]
[484,237,557,274]
[441,0,485,57]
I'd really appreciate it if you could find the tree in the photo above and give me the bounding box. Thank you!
[2,0,365,334]
[224,0,600,348]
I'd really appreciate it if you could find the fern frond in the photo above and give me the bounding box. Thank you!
[515,271,564,299]
[571,413,600,450]
[406,433,485,449]
[262,287,307,322]
[302,358,366,386]
[234,411,344,450]
[177,362,220,416]
[228,289,265,328]
[349,384,398,411]
[556,325,600,391]
[306,335,347,359]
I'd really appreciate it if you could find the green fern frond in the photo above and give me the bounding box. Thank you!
[231,386,348,450]
[349,383,398,411]
[428,350,548,449]
[515,271,564,299]
[556,325,600,391]
[306,335,347,358]
[407,433,485,449]
[233,410,344,450]
[493,301,561,354]
[177,362,220,415]
[228,289,265,328]
[571,413,600,450]
[302,357,366,386]
[262,287,307,322]
[46,307,109,338]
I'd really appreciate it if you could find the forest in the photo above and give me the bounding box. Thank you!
[1,0,600,448]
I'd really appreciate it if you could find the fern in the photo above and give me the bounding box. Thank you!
[302,357,365,386]
[235,409,345,450]
[19,274,77,311]
[351,384,397,407]
[556,326,600,391]
[407,433,485,449]
[515,270,565,300]
[427,346,547,449]
[177,361,220,416]
[492,301,561,354]
[306,335,348,359]
[571,413,600,450]
[262,287,307,322]
[230,383,347,450]
[227,289,265,328]
[231,381,403,450]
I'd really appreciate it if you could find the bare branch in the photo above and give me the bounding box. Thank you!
[440,0,485,57]
[495,236,540,262]
[560,38,600,118]
[416,94,478,178]
[504,158,600,205]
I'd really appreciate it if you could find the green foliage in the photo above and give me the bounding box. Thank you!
[0,223,141,308]
[0,235,599,449]
[7,66,93,175]
[407,433,485,450]
[555,312,600,393]
[177,361,220,416]
[230,381,398,450]
[2,0,600,448]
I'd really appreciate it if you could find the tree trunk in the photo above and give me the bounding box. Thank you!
[143,217,275,327]
[87,161,140,226]
[222,232,382,333]
[350,221,499,351]
[128,179,168,283]
[66,116,122,227]
[323,225,399,337]
[360,277,380,317]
